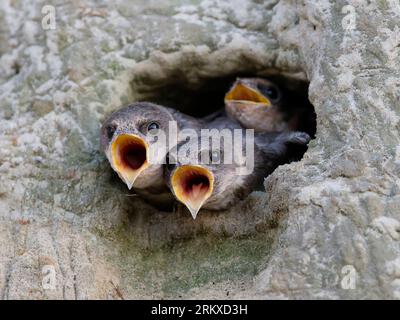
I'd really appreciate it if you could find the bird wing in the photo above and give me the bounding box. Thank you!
[255,131,311,162]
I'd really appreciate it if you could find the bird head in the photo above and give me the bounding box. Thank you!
[101,102,175,190]
[170,164,214,219]
[224,78,282,128]
[165,137,240,219]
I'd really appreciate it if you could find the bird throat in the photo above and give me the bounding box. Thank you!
[110,134,149,189]
[172,165,214,219]
[121,144,147,170]
[185,175,210,200]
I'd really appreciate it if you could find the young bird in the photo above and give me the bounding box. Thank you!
[165,126,311,219]
[225,78,315,135]
[100,102,204,209]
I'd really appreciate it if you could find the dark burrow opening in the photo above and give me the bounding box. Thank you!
[138,74,316,164]
[95,74,317,257]
[146,74,316,138]
[92,74,319,294]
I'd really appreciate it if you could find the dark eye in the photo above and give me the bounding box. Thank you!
[260,86,280,102]
[147,122,160,132]
[106,124,116,140]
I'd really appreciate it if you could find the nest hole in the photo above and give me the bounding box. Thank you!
[101,70,318,290]
[103,73,318,248]
[138,74,316,163]
[144,74,315,135]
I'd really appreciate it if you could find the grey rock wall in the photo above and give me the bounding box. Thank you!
[0,0,399,299]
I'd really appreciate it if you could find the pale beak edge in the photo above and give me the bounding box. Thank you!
[224,82,271,107]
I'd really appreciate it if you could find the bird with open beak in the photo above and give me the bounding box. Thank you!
[165,123,311,219]
[100,102,204,209]
[225,77,314,134]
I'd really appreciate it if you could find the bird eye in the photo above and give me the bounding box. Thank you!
[106,124,116,140]
[147,122,160,132]
[260,85,280,102]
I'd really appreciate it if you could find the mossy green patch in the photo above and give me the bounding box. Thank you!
[104,223,272,297]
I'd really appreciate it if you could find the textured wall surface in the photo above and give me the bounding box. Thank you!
[0,0,399,299]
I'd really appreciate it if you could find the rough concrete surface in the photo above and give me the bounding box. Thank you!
[0,0,399,299]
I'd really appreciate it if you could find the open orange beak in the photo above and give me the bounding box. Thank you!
[171,165,214,219]
[224,82,271,107]
[110,134,149,190]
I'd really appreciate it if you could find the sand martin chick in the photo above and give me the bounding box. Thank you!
[165,127,311,219]
[225,77,315,134]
